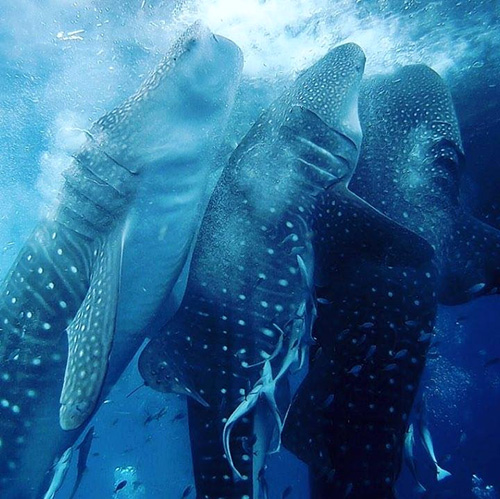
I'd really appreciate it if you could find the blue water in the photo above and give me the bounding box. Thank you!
[0,1,499,498]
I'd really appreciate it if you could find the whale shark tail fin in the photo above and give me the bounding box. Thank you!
[437,213,500,304]
[436,464,452,481]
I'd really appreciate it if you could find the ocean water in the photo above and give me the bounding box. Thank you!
[0,0,498,498]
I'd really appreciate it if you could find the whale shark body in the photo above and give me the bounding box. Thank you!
[351,65,500,305]
[0,23,242,498]
[282,186,437,497]
[282,65,500,497]
[138,43,367,499]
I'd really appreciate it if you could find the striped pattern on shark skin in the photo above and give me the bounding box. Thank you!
[139,43,367,499]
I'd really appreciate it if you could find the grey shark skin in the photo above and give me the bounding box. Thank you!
[139,43,366,499]
[282,185,437,498]
[350,64,500,305]
[0,23,242,498]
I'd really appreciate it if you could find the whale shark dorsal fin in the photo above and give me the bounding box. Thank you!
[59,225,124,430]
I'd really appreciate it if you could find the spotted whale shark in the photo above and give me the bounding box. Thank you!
[350,64,500,305]
[0,23,242,498]
[138,43,367,498]
[282,65,496,497]
[282,186,437,497]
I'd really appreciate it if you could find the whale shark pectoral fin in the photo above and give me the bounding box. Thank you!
[59,227,123,431]
[316,188,435,278]
[137,332,209,409]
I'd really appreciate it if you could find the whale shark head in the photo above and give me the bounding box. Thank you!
[355,64,465,215]
[278,43,366,189]
[351,64,500,305]
[89,22,243,173]
[294,43,365,149]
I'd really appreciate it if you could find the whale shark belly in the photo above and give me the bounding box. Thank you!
[117,162,208,338]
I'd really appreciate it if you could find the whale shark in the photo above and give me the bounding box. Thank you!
[138,43,367,498]
[282,186,437,498]
[0,23,242,498]
[350,64,500,305]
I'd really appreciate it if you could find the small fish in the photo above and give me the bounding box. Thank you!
[321,394,335,408]
[365,344,376,360]
[484,357,500,368]
[382,363,397,372]
[43,448,73,499]
[7,349,20,361]
[347,365,362,376]
[282,485,293,498]
[68,426,95,499]
[338,328,351,341]
[253,277,265,289]
[468,282,486,294]
[394,349,408,359]
[258,465,269,499]
[418,332,432,343]
[144,407,168,425]
[313,346,323,361]
[181,484,193,498]
[356,334,367,346]
[171,412,186,423]
[359,322,374,329]
[417,400,451,481]
[114,480,127,493]
[404,424,426,493]
[317,297,332,305]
